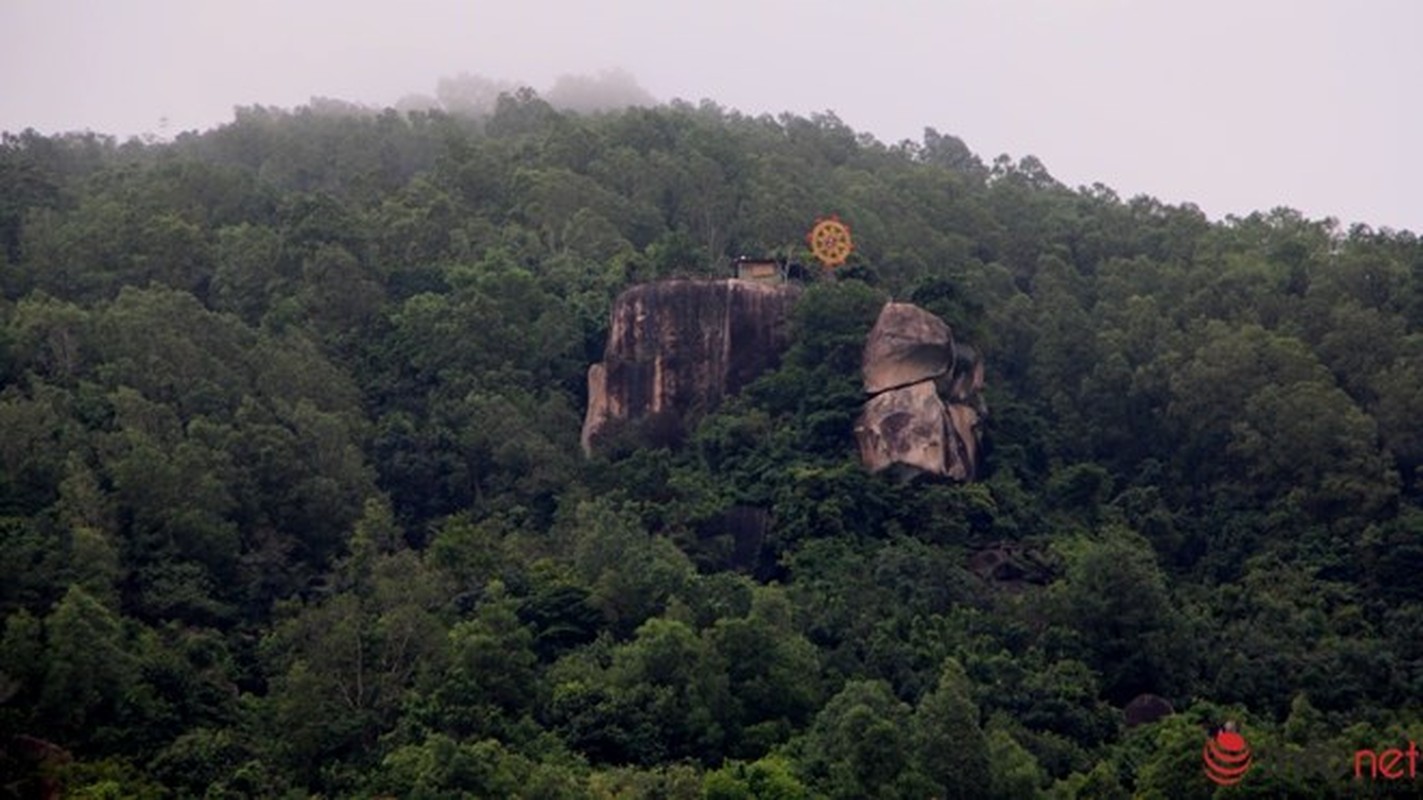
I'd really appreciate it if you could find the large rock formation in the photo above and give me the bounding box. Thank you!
[855,381,951,477]
[861,303,954,394]
[582,279,802,453]
[855,302,986,480]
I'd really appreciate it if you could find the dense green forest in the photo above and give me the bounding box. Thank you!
[2,90,1422,798]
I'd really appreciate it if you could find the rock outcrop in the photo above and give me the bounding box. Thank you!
[854,302,986,480]
[861,303,954,394]
[1123,693,1175,728]
[855,381,951,478]
[968,541,1054,587]
[582,279,802,454]
[581,285,985,476]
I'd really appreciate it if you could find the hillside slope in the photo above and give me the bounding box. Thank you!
[1,95,1421,797]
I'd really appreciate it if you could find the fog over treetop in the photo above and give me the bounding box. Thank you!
[1,0,1416,231]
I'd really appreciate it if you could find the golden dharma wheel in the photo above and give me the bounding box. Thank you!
[807,216,854,268]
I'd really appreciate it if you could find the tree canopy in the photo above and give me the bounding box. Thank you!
[2,92,1421,797]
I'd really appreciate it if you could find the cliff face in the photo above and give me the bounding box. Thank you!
[582,285,984,478]
[854,302,986,480]
[581,279,802,453]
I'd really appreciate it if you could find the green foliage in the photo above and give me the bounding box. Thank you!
[1131,713,1222,800]
[39,585,136,738]
[706,589,822,757]
[913,658,991,799]
[986,725,1047,799]
[704,755,809,800]
[1048,528,1190,702]
[419,581,539,738]
[559,498,695,635]
[2,92,1422,796]
[798,679,924,799]
[374,735,526,799]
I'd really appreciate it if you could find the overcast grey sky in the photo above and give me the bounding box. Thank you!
[2,0,1418,232]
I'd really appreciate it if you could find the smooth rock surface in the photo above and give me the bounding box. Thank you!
[855,381,950,477]
[855,301,986,481]
[944,403,982,481]
[862,302,955,394]
[581,279,801,454]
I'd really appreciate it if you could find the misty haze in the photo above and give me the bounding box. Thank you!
[1,2,1421,796]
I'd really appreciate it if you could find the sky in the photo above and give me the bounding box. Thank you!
[2,0,1419,232]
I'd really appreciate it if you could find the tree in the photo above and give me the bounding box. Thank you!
[913,659,991,799]
[1049,529,1189,702]
[607,617,731,763]
[1229,380,1399,521]
[39,585,136,740]
[563,498,694,636]
[706,588,821,757]
[259,542,444,788]
[704,755,809,800]
[985,726,1046,800]
[374,735,524,799]
[798,680,926,799]
[419,581,538,739]
[487,88,561,138]
[1370,359,1423,488]
[210,223,284,324]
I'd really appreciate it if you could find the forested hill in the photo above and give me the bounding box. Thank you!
[2,92,1422,798]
